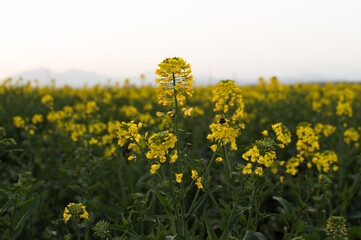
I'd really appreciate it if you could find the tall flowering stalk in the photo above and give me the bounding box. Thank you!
[153,57,194,236]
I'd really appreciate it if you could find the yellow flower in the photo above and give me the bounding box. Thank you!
[344,128,359,145]
[243,163,252,175]
[272,123,291,147]
[255,167,263,176]
[156,112,164,117]
[116,121,143,149]
[150,163,160,174]
[262,130,268,137]
[175,173,183,183]
[63,203,89,222]
[242,145,260,162]
[128,155,136,161]
[196,177,203,189]
[13,116,25,128]
[32,114,43,124]
[280,176,284,183]
[41,94,54,108]
[216,157,223,162]
[89,138,98,145]
[170,151,178,163]
[155,57,193,109]
[191,170,198,180]
[147,131,177,163]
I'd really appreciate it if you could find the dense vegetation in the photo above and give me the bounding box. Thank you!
[1,59,360,239]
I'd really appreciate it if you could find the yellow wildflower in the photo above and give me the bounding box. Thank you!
[216,157,223,162]
[196,177,203,189]
[175,173,183,183]
[191,170,198,180]
[150,163,160,174]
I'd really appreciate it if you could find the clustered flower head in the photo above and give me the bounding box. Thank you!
[312,150,338,172]
[207,122,240,151]
[343,127,360,147]
[116,121,143,150]
[93,220,111,239]
[212,80,244,123]
[13,116,25,128]
[41,94,54,108]
[208,80,245,151]
[314,123,336,137]
[63,203,89,222]
[272,123,291,148]
[242,145,276,175]
[326,216,348,240]
[155,57,193,108]
[147,131,177,174]
[283,122,338,176]
[336,88,354,118]
[296,122,319,155]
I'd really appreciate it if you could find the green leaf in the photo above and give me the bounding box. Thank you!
[153,189,172,213]
[187,185,222,217]
[242,231,266,240]
[206,222,219,240]
[148,181,171,196]
[272,196,294,219]
[109,224,140,239]
[190,217,215,236]
[9,193,40,240]
[254,232,267,240]
[294,219,306,235]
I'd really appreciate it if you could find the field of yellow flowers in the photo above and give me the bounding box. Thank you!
[1,58,361,239]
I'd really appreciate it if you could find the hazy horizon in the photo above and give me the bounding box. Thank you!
[1,0,361,85]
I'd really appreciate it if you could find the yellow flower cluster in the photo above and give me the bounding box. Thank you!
[116,121,143,150]
[190,170,203,189]
[212,80,244,123]
[207,122,240,151]
[312,150,338,172]
[41,94,54,108]
[86,101,99,115]
[296,123,319,154]
[146,131,177,163]
[155,57,193,108]
[284,122,339,176]
[336,88,354,118]
[13,116,25,128]
[272,123,291,148]
[285,157,300,175]
[344,127,360,147]
[242,145,276,175]
[63,203,89,222]
[32,114,43,124]
[314,123,336,137]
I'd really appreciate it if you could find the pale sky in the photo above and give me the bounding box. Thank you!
[1,0,361,84]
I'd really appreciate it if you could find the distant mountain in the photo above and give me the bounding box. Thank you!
[11,68,215,87]
[11,69,355,87]
[12,69,125,87]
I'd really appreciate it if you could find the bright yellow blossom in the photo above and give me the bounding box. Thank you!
[175,173,183,183]
[191,170,198,180]
[150,163,160,174]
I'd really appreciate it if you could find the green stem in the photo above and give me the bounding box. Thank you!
[220,194,242,240]
[168,161,182,235]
